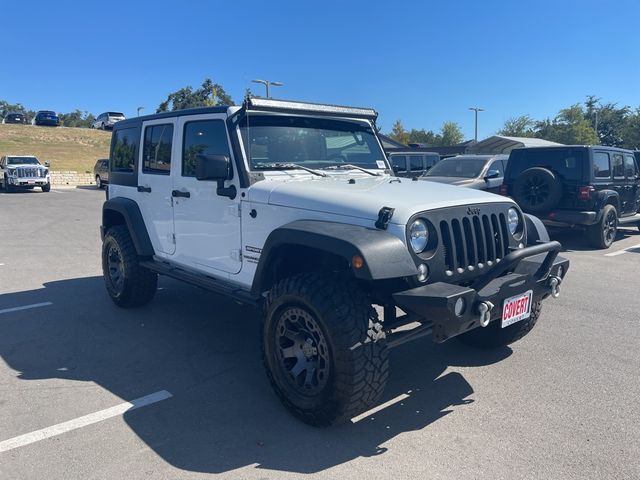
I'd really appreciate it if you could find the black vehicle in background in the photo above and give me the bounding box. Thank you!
[93,159,109,189]
[2,112,29,124]
[421,154,508,193]
[33,110,60,127]
[502,146,640,248]
[389,152,440,178]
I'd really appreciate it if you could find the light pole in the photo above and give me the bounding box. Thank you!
[469,107,484,143]
[137,106,144,117]
[251,79,284,98]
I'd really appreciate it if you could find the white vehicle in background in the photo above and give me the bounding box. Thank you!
[0,155,51,192]
[92,112,126,130]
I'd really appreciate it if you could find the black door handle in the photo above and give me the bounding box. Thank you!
[137,186,152,193]
[172,190,190,198]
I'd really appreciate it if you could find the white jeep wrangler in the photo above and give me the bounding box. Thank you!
[101,97,569,426]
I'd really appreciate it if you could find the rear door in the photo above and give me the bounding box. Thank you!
[623,153,640,214]
[136,119,176,255]
[611,153,627,213]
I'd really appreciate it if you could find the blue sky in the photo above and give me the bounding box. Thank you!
[2,0,639,139]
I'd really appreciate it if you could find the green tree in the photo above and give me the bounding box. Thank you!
[407,128,438,145]
[439,121,464,146]
[0,100,34,121]
[622,107,640,149]
[535,104,598,145]
[497,115,536,137]
[59,110,96,128]
[389,119,409,144]
[157,78,234,112]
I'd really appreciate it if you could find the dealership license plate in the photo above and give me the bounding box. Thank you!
[501,290,533,328]
[27,180,35,184]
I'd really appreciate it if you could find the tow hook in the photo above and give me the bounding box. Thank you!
[548,276,562,298]
[477,301,494,327]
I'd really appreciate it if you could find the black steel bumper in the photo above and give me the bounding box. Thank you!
[392,241,569,343]
[541,210,597,227]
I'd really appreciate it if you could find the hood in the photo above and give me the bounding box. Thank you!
[248,173,510,225]
[9,163,45,169]
[421,177,485,189]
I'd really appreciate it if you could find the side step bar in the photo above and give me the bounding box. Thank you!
[140,260,259,306]
[619,213,640,225]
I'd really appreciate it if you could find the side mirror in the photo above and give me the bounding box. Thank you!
[44,161,50,167]
[485,170,500,180]
[195,154,236,199]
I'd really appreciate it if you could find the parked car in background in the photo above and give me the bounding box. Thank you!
[32,110,60,126]
[0,155,51,192]
[2,112,29,124]
[92,112,126,130]
[502,146,640,248]
[389,152,440,178]
[421,154,508,193]
[93,159,109,188]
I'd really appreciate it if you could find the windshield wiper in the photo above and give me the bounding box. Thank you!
[321,164,381,176]
[253,162,327,177]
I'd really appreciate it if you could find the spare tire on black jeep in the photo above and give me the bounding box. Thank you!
[513,167,563,213]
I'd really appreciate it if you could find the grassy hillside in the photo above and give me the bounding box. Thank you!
[0,124,111,172]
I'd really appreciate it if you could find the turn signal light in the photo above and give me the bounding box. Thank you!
[352,255,364,270]
[499,184,509,196]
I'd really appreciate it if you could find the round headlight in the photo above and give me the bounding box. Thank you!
[507,207,520,236]
[409,219,428,253]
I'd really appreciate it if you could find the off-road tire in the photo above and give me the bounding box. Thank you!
[41,183,51,192]
[456,301,542,349]
[96,175,103,189]
[102,225,157,308]
[587,204,617,249]
[262,273,389,426]
[513,167,563,213]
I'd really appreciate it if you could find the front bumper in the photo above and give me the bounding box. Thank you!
[393,241,569,343]
[8,177,50,186]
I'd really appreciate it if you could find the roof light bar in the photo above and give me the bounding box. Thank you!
[245,97,378,120]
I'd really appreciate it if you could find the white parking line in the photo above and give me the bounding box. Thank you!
[0,302,53,315]
[351,393,410,423]
[604,243,640,257]
[0,390,173,453]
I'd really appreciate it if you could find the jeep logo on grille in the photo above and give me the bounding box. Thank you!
[467,207,480,215]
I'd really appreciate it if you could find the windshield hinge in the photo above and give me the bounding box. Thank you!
[375,206,395,230]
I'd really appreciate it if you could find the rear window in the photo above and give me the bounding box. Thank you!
[391,155,407,172]
[507,148,586,181]
[409,155,423,171]
[108,112,125,117]
[39,111,56,115]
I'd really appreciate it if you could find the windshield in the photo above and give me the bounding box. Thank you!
[426,157,487,178]
[8,156,40,165]
[240,115,387,170]
[108,112,124,117]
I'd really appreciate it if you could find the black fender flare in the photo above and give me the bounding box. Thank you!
[250,220,418,295]
[524,213,550,246]
[101,197,154,256]
[593,190,620,221]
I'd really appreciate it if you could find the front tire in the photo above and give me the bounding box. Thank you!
[102,225,157,308]
[41,183,50,192]
[457,302,542,349]
[588,204,617,249]
[262,273,388,426]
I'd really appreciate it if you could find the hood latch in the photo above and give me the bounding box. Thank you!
[375,206,395,230]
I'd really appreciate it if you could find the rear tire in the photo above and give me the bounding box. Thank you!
[457,302,542,349]
[588,204,617,249]
[262,273,388,426]
[102,225,157,308]
[96,175,103,189]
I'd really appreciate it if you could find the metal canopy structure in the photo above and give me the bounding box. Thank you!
[469,136,562,154]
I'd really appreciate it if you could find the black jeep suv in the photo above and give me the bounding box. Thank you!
[501,146,640,248]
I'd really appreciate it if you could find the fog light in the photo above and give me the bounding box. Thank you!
[417,263,429,282]
[454,297,466,317]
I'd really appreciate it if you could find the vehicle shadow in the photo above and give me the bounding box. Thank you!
[551,227,639,252]
[74,185,100,191]
[0,276,511,474]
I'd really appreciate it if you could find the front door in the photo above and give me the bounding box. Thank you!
[171,114,242,275]
[136,119,176,255]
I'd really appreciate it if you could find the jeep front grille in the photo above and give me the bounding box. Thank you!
[439,213,510,274]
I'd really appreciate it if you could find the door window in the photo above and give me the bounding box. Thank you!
[623,154,637,179]
[111,127,139,172]
[391,155,406,172]
[612,154,625,179]
[409,155,423,172]
[593,152,611,179]
[182,120,230,177]
[142,124,173,175]
[489,160,504,176]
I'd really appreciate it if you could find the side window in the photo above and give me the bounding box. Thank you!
[409,155,423,172]
[182,120,230,177]
[490,160,504,175]
[142,124,173,175]
[111,127,139,173]
[623,155,637,179]
[612,154,625,179]
[391,155,406,172]
[593,152,610,179]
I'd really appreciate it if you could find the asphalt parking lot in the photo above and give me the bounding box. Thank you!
[1,187,639,480]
